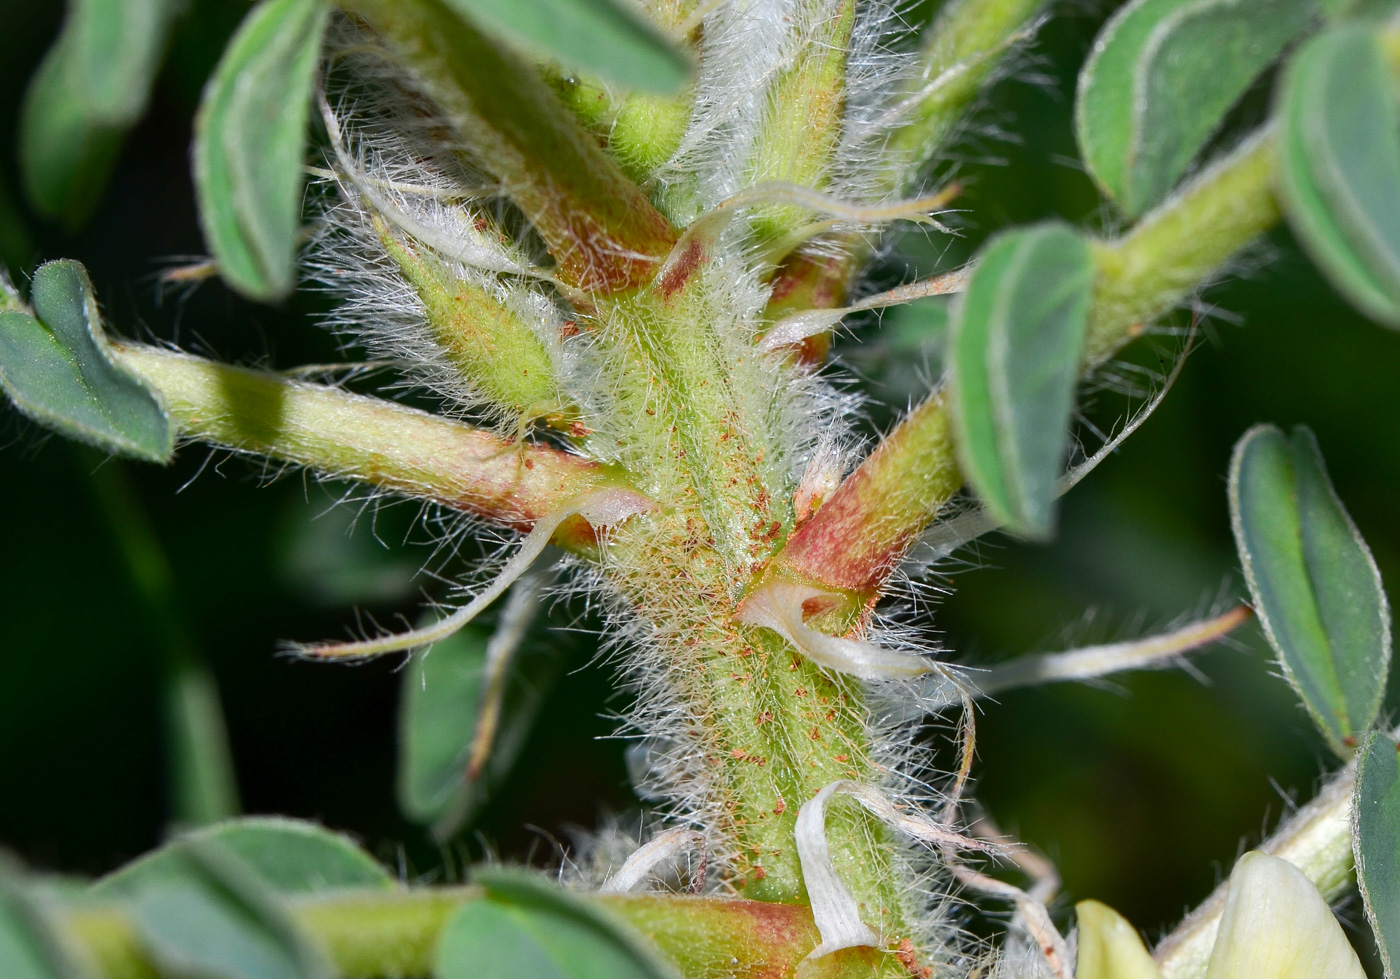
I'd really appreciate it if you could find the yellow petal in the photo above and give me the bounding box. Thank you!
[1205,851,1365,979]
[1076,900,1165,979]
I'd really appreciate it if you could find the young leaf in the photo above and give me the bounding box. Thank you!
[19,0,180,227]
[441,0,689,94]
[397,590,562,839]
[0,862,92,979]
[91,818,395,899]
[1076,0,1312,218]
[1228,424,1391,755]
[947,222,1094,538]
[1354,731,1400,977]
[437,868,679,979]
[131,843,331,979]
[0,260,172,462]
[193,0,329,301]
[1275,24,1400,329]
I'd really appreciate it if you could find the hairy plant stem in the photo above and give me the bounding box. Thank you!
[766,130,1282,607]
[763,0,1047,351]
[111,343,617,548]
[884,0,1046,195]
[338,0,678,294]
[570,275,911,952]
[67,889,883,979]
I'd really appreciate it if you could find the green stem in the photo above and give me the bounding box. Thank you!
[67,888,883,979]
[111,343,620,545]
[762,0,1046,331]
[1086,129,1279,360]
[884,0,1047,195]
[767,130,1281,603]
[339,0,678,294]
[745,0,857,255]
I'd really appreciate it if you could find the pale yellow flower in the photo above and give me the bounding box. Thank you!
[1075,851,1365,979]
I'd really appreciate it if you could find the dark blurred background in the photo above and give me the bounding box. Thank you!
[0,0,1397,953]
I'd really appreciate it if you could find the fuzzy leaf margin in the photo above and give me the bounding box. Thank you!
[0,261,172,462]
[1354,731,1400,978]
[90,817,395,900]
[1228,424,1391,755]
[194,0,329,301]
[1076,0,1313,217]
[947,222,1094,539]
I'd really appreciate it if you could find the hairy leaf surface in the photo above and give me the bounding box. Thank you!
[1229,424,1391,755]
[194,0,328,300]
[948,222,1094,538]
[92,818,394,899]
[1076,0,1312,216]
[1354,731,1400,978]
[131,843,330,979]
[0,261,171,462]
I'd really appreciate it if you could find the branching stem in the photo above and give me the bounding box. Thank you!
[766,131,1282,607]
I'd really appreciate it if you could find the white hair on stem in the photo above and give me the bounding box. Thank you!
[291,489,652,660]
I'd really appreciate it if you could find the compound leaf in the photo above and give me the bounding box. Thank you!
[1076,0,1312,217]
[437,868,678,979]
[948,222,1094,538]
[442,0,689,94]
[0,260,172,462]
[194,0,329,301]
[1354,731,1400,978]
[1229,424,1391,755]
[91,818,394,900]
[1275,24,1400,329]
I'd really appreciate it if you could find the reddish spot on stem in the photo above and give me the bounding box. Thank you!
[658,237,705,299]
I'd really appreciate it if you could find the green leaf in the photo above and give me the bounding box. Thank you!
[130,843,331,979]
[1275,25,1400,329]
[193,0,329,301]
[1354,731,1400,978]
[1228,424,1392,755]
[437,868,679,979]
[442,0,689,94]
[1076,0,1313,217]
[91,818,395,900]
[0,261,172,462]
[19,0,180,227]
[398,603,562,839]
[947,222,1095,538]
[0,862,91,979]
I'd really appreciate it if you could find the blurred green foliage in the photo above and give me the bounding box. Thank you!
[0,0,1396,951]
